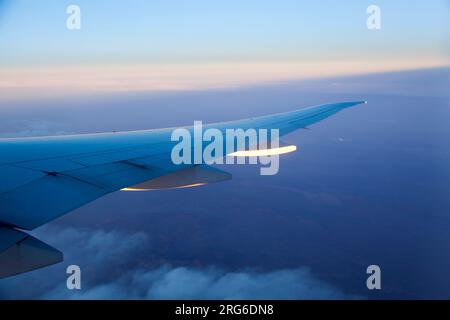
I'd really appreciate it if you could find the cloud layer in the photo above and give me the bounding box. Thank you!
[2,59,448,102]
[0,226,357,299]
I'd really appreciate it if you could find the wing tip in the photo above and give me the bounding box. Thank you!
[341,100,368,109]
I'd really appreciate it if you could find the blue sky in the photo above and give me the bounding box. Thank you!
[0,1,448,101]
[1,0,448,66]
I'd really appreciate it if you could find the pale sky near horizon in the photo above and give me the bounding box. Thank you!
[0,0,448,100]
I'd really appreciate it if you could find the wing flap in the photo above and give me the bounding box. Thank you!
[0,174,107,229]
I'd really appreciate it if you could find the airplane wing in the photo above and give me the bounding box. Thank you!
[0,100,365,230]
[0,100,364,277]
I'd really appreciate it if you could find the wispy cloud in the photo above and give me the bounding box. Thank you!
[1,59,448,102]
[45,265,359,300]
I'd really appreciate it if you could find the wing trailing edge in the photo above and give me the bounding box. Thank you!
[122,165,231,191]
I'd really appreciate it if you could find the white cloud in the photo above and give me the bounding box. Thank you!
[0,226,359,299]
